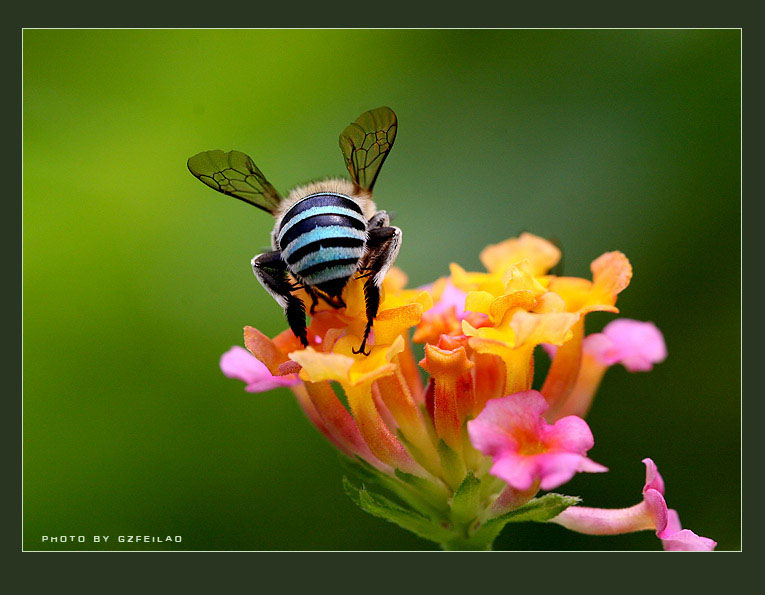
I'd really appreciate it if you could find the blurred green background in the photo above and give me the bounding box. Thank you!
[23,29,740,551]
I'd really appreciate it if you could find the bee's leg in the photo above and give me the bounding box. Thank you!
[353,278,378,356]
[251,251,308,347]
[302,285,321,315]
[352,226,403,356]
[356,212,394,281]
[366,210,390,230]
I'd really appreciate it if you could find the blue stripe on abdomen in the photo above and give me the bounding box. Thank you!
[279,213,366,249]
[277,205,366,245]
[281,226,367,262]
[285,236,364,266]
[290,246,365,275]
[300,261,360,286]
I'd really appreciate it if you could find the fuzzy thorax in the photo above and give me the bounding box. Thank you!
[276,178,376,220]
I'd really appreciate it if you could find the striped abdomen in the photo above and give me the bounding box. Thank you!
[277,193,367,297]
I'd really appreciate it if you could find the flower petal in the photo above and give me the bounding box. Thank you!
[467,391,604,491]
[642,457,666,495]
[551,458,716,551]
[426,279,468,316]
[289,348,355,384]
[510,309,579,347]
[374,299,430,345]
[599,319,667,372]
[591,251,632,300]
[543,415,596,453]
[535,452,607,491]
[480,233,561,276]
[490,452,539,491]
[659,510,717,551]
[243,326,292,375]
[220,346,299,392]
[449,262,505,295]
[546,252,631,316]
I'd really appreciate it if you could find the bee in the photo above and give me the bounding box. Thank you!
[187,107,401,355]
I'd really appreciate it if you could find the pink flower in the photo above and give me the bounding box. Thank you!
[586,319,667,372]
[467,390,607,491]
[544,318,668,421]
[427,280,469,318]
[414,279,487,345]
[544,318,666,372]
[220,346,300,393]
[551,458,716,551]
[661,509,717,551]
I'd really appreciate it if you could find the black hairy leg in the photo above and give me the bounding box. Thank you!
[353,225,402,355]
[301,285,320,315]
[251,251,309,347]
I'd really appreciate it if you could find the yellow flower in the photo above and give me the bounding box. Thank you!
[234,235,632,505]
[449,235,583,397]
[546,251,633,315]
[479,232,562,277]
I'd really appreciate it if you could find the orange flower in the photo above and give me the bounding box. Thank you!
[218,234,680,550]
[235,236,632,487]
[541,251,632,414]
[453,236,582,400]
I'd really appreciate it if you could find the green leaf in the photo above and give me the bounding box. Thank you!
[339,456,448,519]
[343,477,453,545]
[450,472,482,527]
[394,469,450,508]
[338,455,382,485]
[471,493,581,545]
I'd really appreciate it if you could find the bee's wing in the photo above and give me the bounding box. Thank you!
[339,107,397,192]
[187,150,282,214]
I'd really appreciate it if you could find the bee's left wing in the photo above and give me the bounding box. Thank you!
[187,149,282,214]
[339,107,397,192]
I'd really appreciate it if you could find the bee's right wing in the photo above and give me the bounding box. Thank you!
[187,150,282,214]
[339,107,398,192]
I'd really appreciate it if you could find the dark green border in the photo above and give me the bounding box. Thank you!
[11,8,754,590]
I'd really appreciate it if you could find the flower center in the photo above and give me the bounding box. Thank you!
[518,439,547,456]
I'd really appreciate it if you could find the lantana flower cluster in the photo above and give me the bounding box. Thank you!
[221,233,715,551]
